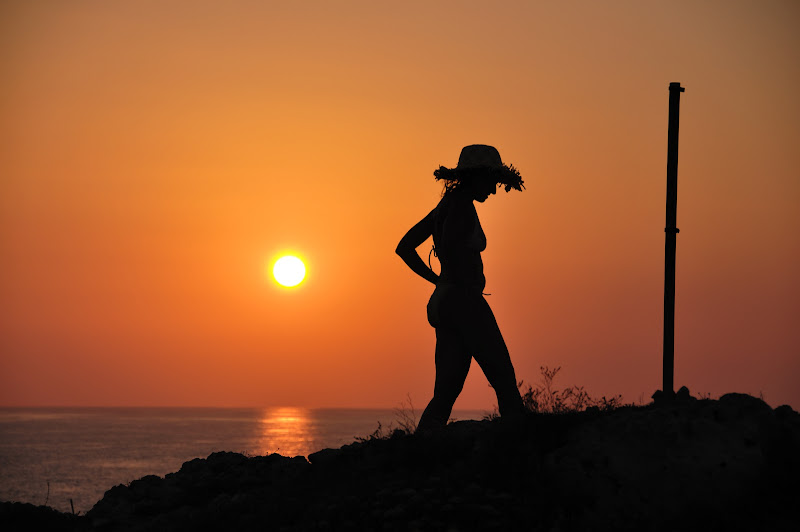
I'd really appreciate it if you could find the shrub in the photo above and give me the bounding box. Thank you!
[355,394,418,442]
[486,366,625,419]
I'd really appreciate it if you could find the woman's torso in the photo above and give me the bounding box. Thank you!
[432,193,486,291]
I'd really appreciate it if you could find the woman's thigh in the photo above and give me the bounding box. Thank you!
[432,327,472,398]
[430,288,516,389]
[456,297,518,389]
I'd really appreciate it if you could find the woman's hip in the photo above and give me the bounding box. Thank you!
[427,283,489,329]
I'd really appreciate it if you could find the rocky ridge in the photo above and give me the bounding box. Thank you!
[2,392,799,531]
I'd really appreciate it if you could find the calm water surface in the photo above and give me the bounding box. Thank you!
[0,407,486,513]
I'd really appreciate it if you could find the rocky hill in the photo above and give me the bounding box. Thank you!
[2,392,799,531]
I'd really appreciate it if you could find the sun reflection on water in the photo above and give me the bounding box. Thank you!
[256,407,316,458]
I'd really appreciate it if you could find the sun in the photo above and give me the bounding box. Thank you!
[272,255,306,287]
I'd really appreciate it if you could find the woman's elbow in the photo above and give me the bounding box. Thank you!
[396,237,417,258]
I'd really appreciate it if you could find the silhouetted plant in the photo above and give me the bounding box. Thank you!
[393,393,418,434]
[355,395,419,441]
[523,366,624,413]
[486,366,624,419]
[354,421,388,442]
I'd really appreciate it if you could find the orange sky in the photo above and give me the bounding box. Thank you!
[1,1,798,410]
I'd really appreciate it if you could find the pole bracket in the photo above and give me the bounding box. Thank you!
[664,227,680,233]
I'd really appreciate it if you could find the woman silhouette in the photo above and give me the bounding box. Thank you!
[396,144,526,431]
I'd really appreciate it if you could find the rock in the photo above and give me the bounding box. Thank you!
[0,502,79,532]
[775,404,798,419]
[675,385,695,401]
[719,392,772,416]
[307,447,342,465]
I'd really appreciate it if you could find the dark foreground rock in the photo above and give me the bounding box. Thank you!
[3,393,799,531]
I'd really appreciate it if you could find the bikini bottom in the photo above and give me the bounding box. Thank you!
[426,283,485,329]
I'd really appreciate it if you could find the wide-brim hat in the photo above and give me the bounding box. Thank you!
[434,144,524,192]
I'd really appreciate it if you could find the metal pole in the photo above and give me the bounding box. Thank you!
[663,82,684,398]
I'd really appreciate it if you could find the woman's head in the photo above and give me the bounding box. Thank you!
[441,168,499,202]
[434,144,524,198]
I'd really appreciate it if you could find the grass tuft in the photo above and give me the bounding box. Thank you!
[355,394,419,442]
[486,366,626,419]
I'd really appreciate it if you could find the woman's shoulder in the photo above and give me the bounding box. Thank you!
[436,192,472,216]
[434,193,476,241]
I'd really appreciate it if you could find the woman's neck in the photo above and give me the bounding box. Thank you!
[449,187,475,203]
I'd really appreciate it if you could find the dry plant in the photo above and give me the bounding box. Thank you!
[392,393,418,434]
[355,394,419,441]
[486,366,624,419]
[521,366,624,413]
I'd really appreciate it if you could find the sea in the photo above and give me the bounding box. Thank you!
[0,407,487,514]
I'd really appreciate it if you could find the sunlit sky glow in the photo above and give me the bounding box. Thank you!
[1,1,798,410]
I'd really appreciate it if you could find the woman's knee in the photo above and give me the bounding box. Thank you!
[433,377,465,405]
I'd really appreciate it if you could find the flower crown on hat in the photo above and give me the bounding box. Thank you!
[433,144,524,192]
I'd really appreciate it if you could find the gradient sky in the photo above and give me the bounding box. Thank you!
[2,1,798,410]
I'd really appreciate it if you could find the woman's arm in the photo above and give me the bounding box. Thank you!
[396,208,439,285]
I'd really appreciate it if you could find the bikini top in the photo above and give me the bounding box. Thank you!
[469,209,487,252]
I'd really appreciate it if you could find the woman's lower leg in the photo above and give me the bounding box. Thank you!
[417,327,471,432]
